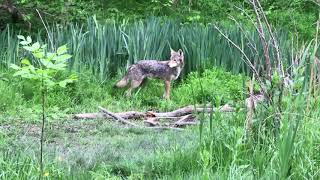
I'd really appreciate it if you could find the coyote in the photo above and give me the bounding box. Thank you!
[114,49,184,99]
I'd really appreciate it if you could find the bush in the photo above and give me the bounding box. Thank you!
[0,80,25,113]
[173,67,245,105]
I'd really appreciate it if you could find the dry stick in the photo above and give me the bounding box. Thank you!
[251,0,272,85]
[151,105,234,117]
[255,0,283,77]
[174,114,196,127]
[98,107,142,127]
[213,25,269,100]
[98,106,184,131]
[36,9,54,50]
[233,6,268,69]
[306,18,320,114]
[245,78,254,136]
[175,121,199,126]
[229,16,261,64]
[254,0,286,114]
[73,113,180,120]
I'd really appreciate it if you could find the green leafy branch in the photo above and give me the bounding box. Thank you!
[11,35,77,89]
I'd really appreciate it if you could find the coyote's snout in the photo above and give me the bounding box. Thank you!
[114,49,184,99]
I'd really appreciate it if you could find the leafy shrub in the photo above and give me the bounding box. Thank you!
[173,67,245,105]
[0,79,25,113]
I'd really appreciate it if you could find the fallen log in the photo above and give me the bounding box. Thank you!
[150,104,233,117]
[173,114,197,127]
[73,111,145,120]
[98,106,183,131]
[73,104,234,120]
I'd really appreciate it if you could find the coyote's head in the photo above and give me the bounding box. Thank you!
[168,49,184,68]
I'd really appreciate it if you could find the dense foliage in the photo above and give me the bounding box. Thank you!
[0,0,319,39]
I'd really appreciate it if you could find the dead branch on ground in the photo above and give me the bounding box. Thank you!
[72,104,234,130]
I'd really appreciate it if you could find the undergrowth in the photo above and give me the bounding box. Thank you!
[0,67,245,119]
[0,65,319,179]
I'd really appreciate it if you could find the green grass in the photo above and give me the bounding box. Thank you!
[1,65,320,179]
[1,97,319,179]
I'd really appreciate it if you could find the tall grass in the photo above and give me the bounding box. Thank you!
[0,17,293,81]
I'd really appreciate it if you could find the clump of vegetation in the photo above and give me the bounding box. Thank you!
[0,79,25,113]
[173,67,245,105]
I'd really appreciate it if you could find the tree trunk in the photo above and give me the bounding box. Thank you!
[1,0,19,23]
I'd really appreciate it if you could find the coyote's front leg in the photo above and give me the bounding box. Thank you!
[163,80,171,99]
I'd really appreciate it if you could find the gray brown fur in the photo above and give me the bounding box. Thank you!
[114,49,184,99]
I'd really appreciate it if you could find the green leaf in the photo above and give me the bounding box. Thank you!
[21,59,31,65]
[23,42,41,52]
[46,53,56,61]
[51,63,67,70]
[31,42,40,51]
[10,64,21,70]
[17,35,25,40]
[21,73,37,79]
[13,70,28,77]
[26,36,32,43]
[40,59,54,68]
[58,79,73,88]
[53,54,72,62]
[20,41,31,45]
[29,65,36,73]
[23,46,35,52]
[57,44,68,55]
[41,44,47,49]
[33,51,45,59]
[44,79,56,88]
[0,77,8,82]
[69,74,78,81]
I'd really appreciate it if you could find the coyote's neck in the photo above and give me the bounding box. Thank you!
[170,66,182,80]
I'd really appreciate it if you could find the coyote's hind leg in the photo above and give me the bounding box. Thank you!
[114,75,129,88]
[125,79,143,97]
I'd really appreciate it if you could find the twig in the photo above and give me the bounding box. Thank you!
[98,106,141,127]
[98,106,183,131]
[174,114,196,127]
[255,0,284,77]
[213,25,269,100]
[251,0,272,85]
[245,78,254,136]
[36,9,54,50]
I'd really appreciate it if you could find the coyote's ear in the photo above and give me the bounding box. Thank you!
[178,49,183,56]
[170,48,175,54]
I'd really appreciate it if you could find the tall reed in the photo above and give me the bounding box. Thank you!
[0,18,293,81]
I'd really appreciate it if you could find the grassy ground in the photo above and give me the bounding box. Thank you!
[0,67,244,179]
[1,67,320,179]
[0,116,199,179]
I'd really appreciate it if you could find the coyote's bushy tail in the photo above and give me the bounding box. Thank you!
[114,75,129,88]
